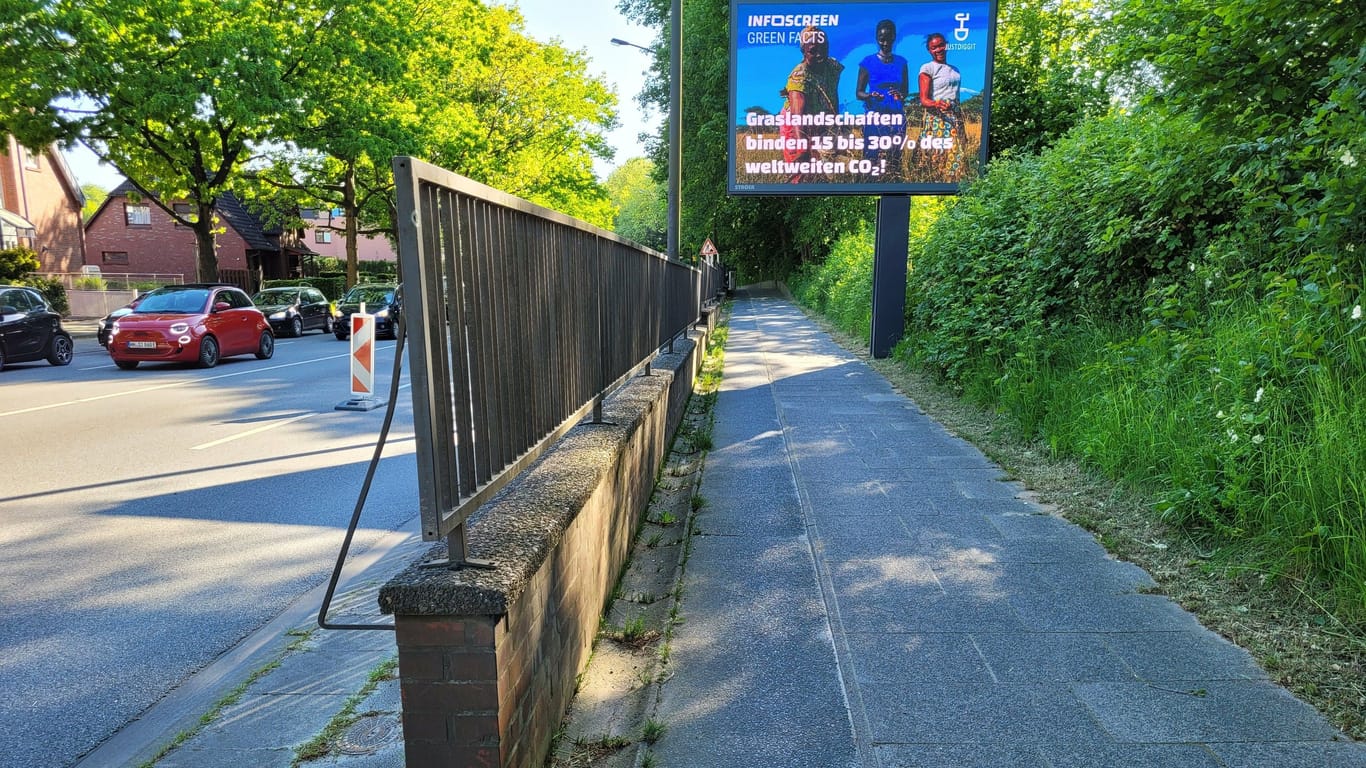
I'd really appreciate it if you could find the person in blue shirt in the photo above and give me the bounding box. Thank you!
[855,19,909,181]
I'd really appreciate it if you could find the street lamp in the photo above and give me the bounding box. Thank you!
[610,16,680,261]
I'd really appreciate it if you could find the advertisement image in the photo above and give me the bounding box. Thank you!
[729,0,997,195]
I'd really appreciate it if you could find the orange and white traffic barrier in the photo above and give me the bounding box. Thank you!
[350,306,375,399]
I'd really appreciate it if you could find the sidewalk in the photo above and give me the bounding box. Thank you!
[646,288,1366,767]
[93,288,1366,767]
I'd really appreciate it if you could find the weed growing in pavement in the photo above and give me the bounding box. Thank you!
[292,657,398,765]
[642,719,667,743]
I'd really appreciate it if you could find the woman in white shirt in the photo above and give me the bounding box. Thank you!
[917,32,964,178]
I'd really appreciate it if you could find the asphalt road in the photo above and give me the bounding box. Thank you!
[0,328,421,768]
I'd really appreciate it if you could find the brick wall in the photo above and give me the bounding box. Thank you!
[0,144,85,272]
[383,321,710,768]
[85,197,249,280]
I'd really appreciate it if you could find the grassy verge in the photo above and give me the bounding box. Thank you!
[794,299,1366,740]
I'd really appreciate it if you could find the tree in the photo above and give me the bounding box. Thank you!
[605,158,667,250]
[0,0,406,282]
[988,0,1110,158]
[80,184,106,221]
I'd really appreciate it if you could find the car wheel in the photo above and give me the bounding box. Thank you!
[115,359,139,370]
[334,328,348,341]
[289,316,303,338]
[47,334,74,366]
[255,331,275,360]
[324,316,334,335]
[197,335,220,368]
[0,346,6,372]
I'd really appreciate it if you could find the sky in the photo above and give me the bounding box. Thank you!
[61,0,663,191]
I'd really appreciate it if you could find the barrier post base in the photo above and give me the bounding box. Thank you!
[335,397,382,412]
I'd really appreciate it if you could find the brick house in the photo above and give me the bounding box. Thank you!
[0,135,86,272]
[84,181,316,291]
[301,208,398,263]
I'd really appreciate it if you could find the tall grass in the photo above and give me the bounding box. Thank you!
[795,235,1366,619]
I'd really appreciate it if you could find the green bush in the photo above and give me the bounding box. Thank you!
[73,275,107,291]
[22,276,69,315]
[0,246,40,283]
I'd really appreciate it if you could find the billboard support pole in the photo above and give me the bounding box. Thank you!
[870,195,911,359]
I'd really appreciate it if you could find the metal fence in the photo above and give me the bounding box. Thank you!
[393,157,722,566]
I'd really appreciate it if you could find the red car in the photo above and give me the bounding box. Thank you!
[108,284,275,369]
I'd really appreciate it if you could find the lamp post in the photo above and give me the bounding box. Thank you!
[611,8,681,261]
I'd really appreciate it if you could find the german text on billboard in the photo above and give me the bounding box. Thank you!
[729,0,998,196]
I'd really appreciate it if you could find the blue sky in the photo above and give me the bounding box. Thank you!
[63,0,661,190]
[733,1,994,120]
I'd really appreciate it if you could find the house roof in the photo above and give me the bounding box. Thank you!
[98,181,289,253]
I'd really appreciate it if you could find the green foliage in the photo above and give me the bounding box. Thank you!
[0,246,40,282]
[989,0,1111,157]
[605,158,667,250]
[791,223,876,338]
[81,183,107,221]
[906,109,1241,381]
[73,276,107,291]
[23,276,69,315]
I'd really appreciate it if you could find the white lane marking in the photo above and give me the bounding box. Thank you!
[1,345,398,418]
[191,411,323,450]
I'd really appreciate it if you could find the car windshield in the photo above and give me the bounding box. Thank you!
[252,288,298,304]
[344,287,393,305]
[133,289,211,314]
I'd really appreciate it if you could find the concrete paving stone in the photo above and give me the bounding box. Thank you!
[839,592,1028,634]
[187,692,351,751]
[928,559,1054,600]
[356,677,402,713]
[1011,592,1202,633]
[1211,741,1366,767]
[1073,680,1344,743]
[314,742,406,767]
[1029,558,1157,594]
[1041,743,1226,767]
[308,628,399,654]
[925,535,1113,564]
[691,495,805,537]
[814,521,921,561]
[874,743,1049,767]
[154,746,299,768]
[986,511,1100,541]
[701,461,796,498]
[1103,628,1270,682]
[860,681,1111,745]
[252,650,384,696]
[971,632,1137,682]
[846,632,994,683]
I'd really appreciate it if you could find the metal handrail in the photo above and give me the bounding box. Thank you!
[393,157,721,567]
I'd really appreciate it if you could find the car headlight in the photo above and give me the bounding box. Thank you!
[111,320,121,334]
[269,310,287,320]
[374,308,389,318]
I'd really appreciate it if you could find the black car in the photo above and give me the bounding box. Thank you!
[251,285,334,337]
[333,284,400,341]
[0,285,75,372]
[97,295,144,347]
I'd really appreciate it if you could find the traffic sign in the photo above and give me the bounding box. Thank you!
[699,238,718,257]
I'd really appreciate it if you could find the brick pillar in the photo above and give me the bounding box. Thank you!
[396,615,503,766]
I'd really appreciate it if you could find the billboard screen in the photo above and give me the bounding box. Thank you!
[729,0,998,196]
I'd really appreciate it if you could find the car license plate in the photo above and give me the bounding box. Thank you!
[127,341,157,349]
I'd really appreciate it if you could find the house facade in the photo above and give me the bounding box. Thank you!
[301,209,397,263]
[0,136,86,272]
[84,182,315,291]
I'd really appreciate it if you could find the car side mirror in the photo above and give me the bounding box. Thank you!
[213,301,232,313]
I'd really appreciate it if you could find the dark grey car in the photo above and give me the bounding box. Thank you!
[251,286,334,337]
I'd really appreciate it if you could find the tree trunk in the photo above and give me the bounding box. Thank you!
[194,200,218,282]
[344,165,359,290]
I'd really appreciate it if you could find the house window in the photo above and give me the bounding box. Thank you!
[315,229,333,244]
[102,251,130,265]
[22,146,39,170]
[300,208,316,220]
[173,203,193,227]
[125,204,151,226]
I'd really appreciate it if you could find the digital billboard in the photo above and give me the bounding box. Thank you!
[729,0,998,195]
